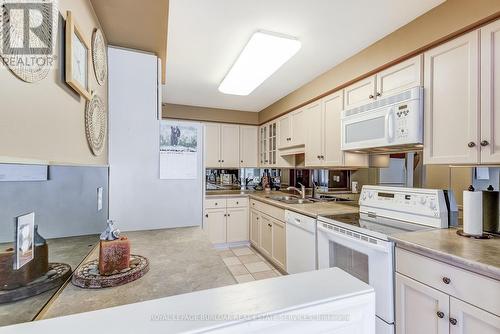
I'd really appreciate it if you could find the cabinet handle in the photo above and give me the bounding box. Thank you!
[222,160,224,162]
[268,223,272,227]
[449,318,457,326]
[376,92,381,97]
[256,217,259,220]
[241,160,244,163]
[236,202,239,205]
[442,277,451,284]
[218,159,221,162]
[215,203,218,206]
[317,155,321,159]
[468,141,476,148]
[227,214,231,217]
[205,214,208,218]
[436,311,444,319]
[481,140,490,147]
[369,94,374,99]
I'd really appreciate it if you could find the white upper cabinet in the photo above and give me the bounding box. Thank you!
[480,19,500,163]
[423,30,480,164]
[220,124,240,168]
[290,107,307,147]
[304,90,368,167]
[376,55,423,98]
[278,115,292,148]
[239,125,258,167]
[305,100,323,166]
[205,123,221,168]
[344,75,377,109]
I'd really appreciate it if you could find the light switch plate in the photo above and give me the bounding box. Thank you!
[97,187,103,211]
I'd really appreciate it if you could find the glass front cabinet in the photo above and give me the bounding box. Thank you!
[259,121,293,168]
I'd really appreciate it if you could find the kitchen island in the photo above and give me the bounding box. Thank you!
[37,227,236,320]
[1,268,375,334]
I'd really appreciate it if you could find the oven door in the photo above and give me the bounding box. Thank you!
[341,106,396,151]
[317,221,395,326]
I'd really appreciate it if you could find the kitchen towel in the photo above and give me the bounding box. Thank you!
[463,186,483,236]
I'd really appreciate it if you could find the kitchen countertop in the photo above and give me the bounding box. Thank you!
[206,190,359,218]
[38,227,236,320]
[0,235,97,327]
[390,228,500,280]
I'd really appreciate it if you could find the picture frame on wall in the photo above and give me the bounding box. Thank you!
[65,10,92,100]
[14,212,35,270]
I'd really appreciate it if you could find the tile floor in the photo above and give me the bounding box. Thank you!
[218,246,283,283]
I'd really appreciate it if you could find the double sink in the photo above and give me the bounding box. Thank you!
[266,195,354,205]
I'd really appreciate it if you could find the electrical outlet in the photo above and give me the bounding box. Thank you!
[97,187,103,211]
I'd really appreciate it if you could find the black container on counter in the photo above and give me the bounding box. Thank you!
[483,185,500,235]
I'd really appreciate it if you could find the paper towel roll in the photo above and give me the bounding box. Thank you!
[463,189,483,236]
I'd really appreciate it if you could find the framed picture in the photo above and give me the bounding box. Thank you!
[65,11,92,100]
[14,212,35,270]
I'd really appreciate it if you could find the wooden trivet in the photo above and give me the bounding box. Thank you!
[0,263,71,304]
[71,255,149,289]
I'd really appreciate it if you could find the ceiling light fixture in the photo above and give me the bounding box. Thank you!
[218,31,301,96]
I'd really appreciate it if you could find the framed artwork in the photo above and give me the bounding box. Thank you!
[65,10,91,100]
[15,212,35,270]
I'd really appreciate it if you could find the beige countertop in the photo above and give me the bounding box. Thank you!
[39,228,235,320]
[390,228,500,280]
[206,190,359,218]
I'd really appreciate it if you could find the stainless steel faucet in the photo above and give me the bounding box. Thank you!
[287,183,306,199]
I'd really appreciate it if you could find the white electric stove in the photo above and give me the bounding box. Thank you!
[317,185,455,334]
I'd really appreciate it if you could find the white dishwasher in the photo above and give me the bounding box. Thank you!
[285,210,317,274]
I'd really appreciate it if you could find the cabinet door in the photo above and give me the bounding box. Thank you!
[260,214,273,258]
[305,100,323,166]
[271,218,286,270]
[259,125,268,166]
[240,125,258,167]
[220,124,240,168]
[396,273,449,334]
[480,20,500,164]
[376,55,423,98]
[449,297,500,334]
[226,207,249,243]
[423,30,480,164]
[268,122,277,166]
[344,75,376,109]
[250,209,260,247]
[205,123,221,168]
[322,91,345,166]
[291,107,307,147]
[204,208,226,244]
[278,115,292,148]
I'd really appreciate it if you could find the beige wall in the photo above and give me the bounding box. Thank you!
[259,0,500,123]
[163,103,259,125]
[0,0,107,165]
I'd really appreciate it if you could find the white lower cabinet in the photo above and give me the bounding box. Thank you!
[395,248,500,334]
[396,273,449,334]
[250,199,287,272]
[226,207,249,243]
[204,197,248,245]
[450,297,500,334]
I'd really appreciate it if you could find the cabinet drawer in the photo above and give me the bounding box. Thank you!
[251,199,285,221]
[205,198,226,209]
[227,197,248,208]
[396,247,500,315]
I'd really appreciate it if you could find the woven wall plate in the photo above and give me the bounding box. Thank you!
[85,94,107,156]
[91,29,107,86]
[0,0,59,82]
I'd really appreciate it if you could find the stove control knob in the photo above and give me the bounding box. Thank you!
[429,199,437,210]
[420,197,427,205]
[368,191,374,199]
[361,193,367,200]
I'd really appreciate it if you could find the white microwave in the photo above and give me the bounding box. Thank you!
[341,86,423,152]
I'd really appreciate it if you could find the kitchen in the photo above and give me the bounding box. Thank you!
[1,0,500,333]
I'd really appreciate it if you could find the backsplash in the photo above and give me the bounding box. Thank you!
[0,165,108,243]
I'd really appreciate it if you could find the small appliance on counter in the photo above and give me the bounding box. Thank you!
[459,185,499,238]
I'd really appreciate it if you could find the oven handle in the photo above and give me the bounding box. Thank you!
[385,107,395,143]
[317,224,391,253]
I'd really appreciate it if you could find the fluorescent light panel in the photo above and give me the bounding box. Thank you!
[219,31,301,96]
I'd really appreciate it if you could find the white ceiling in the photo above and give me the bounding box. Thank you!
[163,0,444,112]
